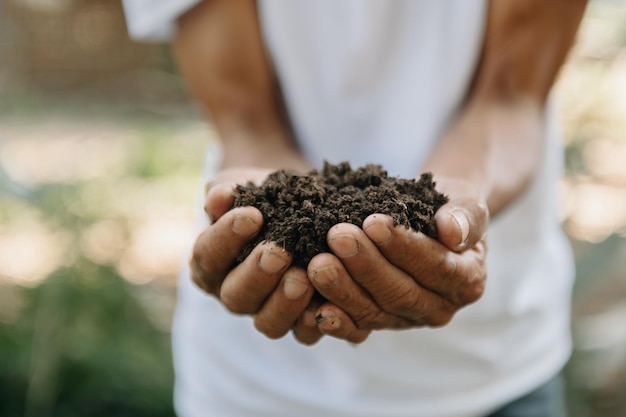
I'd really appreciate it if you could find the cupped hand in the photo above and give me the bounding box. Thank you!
[190,168,321,343]
[307,180,489,343]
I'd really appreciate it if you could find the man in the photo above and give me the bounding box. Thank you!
[123,1,586,416]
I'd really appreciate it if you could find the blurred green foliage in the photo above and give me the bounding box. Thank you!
[0,95,205,415]
[0,178,177,416]
[0,260,175,417]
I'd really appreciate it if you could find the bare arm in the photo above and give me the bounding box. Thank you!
[175,0,321,344]
[174,0,588,344]
[423,0,588,216]
[174,0,308,172]
[311,0,588,340]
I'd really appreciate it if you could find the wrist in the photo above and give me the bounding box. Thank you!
[424,98,543,217]
[220,133,311,173]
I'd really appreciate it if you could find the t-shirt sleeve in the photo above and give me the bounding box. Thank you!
[122,0,201,42]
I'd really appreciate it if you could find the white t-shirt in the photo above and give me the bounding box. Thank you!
[123,2,575,416]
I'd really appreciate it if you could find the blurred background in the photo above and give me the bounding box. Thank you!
[0,0,625,416]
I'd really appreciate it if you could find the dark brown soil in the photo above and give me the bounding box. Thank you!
[233,161,448,268]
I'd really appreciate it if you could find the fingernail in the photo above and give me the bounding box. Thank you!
[364,221,393,245]
[450,209,470,246]
[328,234,359,258]
[231,215,260,237]
[316,312,341,330]
[259,249,288,274]
[284,276,309,300]
[310,265,338,288]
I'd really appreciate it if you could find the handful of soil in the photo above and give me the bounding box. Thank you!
[233,161,448,268]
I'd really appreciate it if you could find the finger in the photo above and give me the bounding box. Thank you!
[315,303,371,344]
[292,302,324,345]
[434,198,489,252]
[363,213,486,308]
[253,267,314,339]
[220,241,292,314]
[204,168,272,222]
[327,222,456,326]
[204,182,237,223]
[190,206,263,294]
[308,252,415,329]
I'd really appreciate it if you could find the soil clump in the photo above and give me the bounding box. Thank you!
[233,161,448,268]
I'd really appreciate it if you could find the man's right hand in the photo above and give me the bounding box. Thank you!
[190,169,324,344]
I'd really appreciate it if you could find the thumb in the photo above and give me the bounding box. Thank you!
[434,198,489,252]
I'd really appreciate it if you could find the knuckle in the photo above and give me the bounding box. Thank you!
[192,233,221,273]
[203,199,212,218]
[193,252,215,275]
[448,248,487,306]
[481,239,488,255]
[477,201,489,223]
[253,315,287,339]
[220,290,251,315]
[331,288,353,305]
[385,291,423,318]
[293,328,322,346]
[189,259,219,295]
[381,288,430,321]
[463,271,486,304]
[426,310,454,328]
[296,336,319,346]
[354,307,388,330]
[191,232,207,260]
[437,253,457,281]
[190,269,208,292]
[348,330,370,344]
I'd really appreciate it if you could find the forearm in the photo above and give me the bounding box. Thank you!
[174,0,309,172]
[423,97,543,216]
[425,0,586,217]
